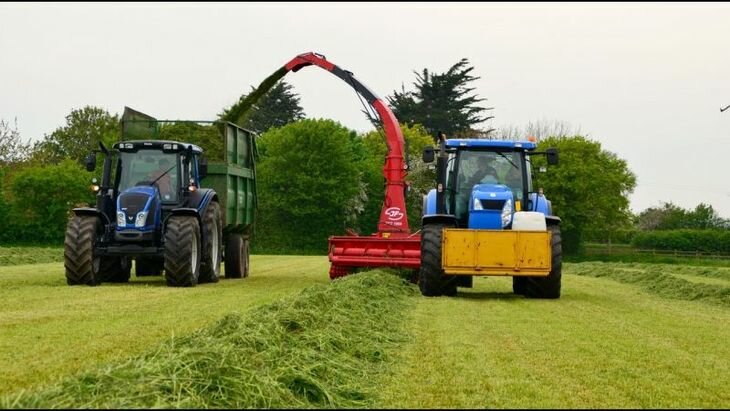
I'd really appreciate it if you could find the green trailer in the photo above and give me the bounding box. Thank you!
[201,122,258,278]
[64,107,258,287]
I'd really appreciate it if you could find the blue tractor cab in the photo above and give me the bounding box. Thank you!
[419,136,562,298]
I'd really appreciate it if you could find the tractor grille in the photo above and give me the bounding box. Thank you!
[479,199,505,210]
[119,193,149,217]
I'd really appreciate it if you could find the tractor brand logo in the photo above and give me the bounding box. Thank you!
[385,207,404,221]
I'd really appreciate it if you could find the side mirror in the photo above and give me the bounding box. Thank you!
[422,146,435,163]
[546,148,559,165]
[199,156,208,179]
[85,153,96,172]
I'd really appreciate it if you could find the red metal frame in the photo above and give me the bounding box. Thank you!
[281,52,421,277]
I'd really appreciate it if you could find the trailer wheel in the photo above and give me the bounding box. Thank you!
[242,238,250,278]
[225,234,248,279]
[101,257,131,283]
[199,202,222,283]
[164,216,201,287]
[419,223,456,296]
[135,257,162,276]
[524,225,562,299]
[64,215,102,286]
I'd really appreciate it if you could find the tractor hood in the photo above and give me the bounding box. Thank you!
[116,186,161,232]
[469,183,514,229]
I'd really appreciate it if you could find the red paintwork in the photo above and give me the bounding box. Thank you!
[280,52,421,276]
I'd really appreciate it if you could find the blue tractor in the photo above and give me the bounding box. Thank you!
[419,135,562,298]
[64,139,223,287]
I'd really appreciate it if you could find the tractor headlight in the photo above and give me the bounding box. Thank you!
[117,211,126,227]
[135,211,148,228]
[501,199,513,227]
[473,198,483,210]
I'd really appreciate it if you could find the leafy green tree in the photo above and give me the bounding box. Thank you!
[0,118,30,165]
[387,58,493,138]
[637,202,727,230]
[30,106,120,164]
[220,80,304,134]
[8,159,94,242]
[532,135,637,253]
[358,123,435,233]
[253,119,363,253]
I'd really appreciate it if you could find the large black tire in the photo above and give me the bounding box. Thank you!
[198,202,222,284]
[164,216,201,287]
[225,234,249,279]
[64,215,102,286]
[101,257,131,283]
[524,225,562,299]
[418,224,456,297]
[135,257,163,276]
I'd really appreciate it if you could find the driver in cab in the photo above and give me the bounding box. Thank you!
[148,158,174,200]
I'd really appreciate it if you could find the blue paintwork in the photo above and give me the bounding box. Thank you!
[468,183,513,229]
[529,192,551,215]
[116,186,161,232]
[424,189,437,215]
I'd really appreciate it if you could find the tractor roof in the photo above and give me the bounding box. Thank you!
[445,139,537,150]
[113,140,203,154]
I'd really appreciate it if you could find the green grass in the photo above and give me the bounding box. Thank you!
[374,272,730,408]
[2,271,415,409]
[0,255,330,397]
[1,256,729,408]
[569,262,730,307]
[0,246,63,266]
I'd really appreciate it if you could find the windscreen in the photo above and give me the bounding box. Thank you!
[118,150,180,202]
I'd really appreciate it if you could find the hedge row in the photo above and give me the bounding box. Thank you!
[631,229,730,254]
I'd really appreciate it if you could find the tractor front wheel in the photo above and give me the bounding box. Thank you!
[419,223,456,297]
[64,215,102,286]
[524,225,562,299]
[164,216,201,287]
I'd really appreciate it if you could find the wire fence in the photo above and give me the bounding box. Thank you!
[583,243,730,260]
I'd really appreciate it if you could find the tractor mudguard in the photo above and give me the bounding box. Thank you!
[72,207,110,226]
[422,214,459,227]
[186,188,217,216]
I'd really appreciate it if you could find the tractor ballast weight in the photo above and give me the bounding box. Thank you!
[228,52,422,278]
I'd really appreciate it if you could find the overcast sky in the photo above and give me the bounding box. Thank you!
[2,2,729,217]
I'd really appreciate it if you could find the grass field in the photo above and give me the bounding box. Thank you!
[0,254,728,408]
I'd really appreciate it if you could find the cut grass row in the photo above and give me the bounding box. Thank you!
[0,255,331,397]
[2,270,414,409]
[0,246,63,266]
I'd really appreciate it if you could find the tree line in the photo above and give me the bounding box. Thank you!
[2,58,718,254]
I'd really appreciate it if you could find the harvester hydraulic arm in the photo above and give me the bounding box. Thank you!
[223,52,410,235]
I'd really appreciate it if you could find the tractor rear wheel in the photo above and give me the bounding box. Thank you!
[524,225,562,299]
[64,215,102,286]
[199,202,222,284]
[164,216,201,287]
[101,257,131,283]
[419,223,456,297]
[512,276,527,295]
[224,234,249,279]
[135,257,162,276]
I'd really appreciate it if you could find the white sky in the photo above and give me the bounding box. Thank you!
[2,2,729,217]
